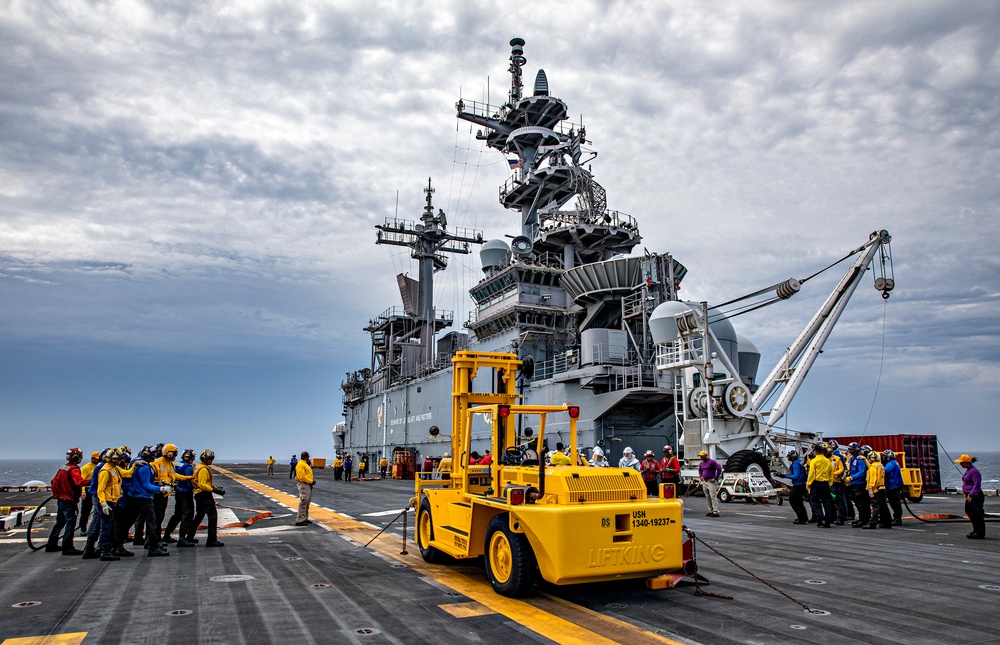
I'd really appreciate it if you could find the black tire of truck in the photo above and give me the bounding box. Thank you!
[417,498,446,564]
[484,514,536,598]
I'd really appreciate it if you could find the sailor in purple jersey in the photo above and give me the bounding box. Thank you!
[698,450,722,517]
[957,453,985,539]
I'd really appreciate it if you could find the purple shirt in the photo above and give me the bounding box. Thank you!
[699,458,722,481]
[962,465,982,496]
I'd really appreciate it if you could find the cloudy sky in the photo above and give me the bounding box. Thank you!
[2,1,998,462]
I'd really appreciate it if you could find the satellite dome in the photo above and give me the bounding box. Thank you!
[650,301,694,344]
[480,239,510,273]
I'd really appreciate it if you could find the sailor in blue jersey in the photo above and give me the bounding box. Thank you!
[882,450,905,526]
[81,452,107,559]
[118,446,171,557]
[164,449,197,545]
[846,443,870,527]
[786,450,809,524]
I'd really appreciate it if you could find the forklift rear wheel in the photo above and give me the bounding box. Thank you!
[907,493,923,503]
[417,498,445,564]
[484,515,536,597]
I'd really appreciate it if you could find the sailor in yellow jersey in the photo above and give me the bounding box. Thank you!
[379,455,389,479]
[828,445,846,525]
[187,450,225,547]
[295,451,314,526]
[333,454,345,481]
[806,443,836,528]
[96,448,125,561]
[863,450,891,529]
[151,443,192,543]
[266,456,276,476]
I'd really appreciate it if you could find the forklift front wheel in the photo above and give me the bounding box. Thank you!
[417,498,446,564]
[484,515,536,597]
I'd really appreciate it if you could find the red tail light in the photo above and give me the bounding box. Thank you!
[567,405,580,419]
[509,488,525,505]
[498,405,511,419]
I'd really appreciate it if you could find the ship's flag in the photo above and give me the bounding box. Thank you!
[508,158,521,169]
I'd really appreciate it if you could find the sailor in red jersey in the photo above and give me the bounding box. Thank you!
[46,447,91,555]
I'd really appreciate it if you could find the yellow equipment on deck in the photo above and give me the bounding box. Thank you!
[413,351,695,597]
[896,452,924,502]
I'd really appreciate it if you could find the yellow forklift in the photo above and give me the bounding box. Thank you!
[413,351,694,597]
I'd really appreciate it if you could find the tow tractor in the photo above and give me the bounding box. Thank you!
[413,351,695,597]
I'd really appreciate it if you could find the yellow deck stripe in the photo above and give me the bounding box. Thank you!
[2,634,88,645]
[437,601,496,618]
[216,467,685,645]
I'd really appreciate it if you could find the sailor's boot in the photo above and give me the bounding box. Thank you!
[81,544,100,560]
[113,545,135,558]
[99,547,120,562]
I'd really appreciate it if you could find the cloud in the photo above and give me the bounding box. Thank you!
[1,0,999,455]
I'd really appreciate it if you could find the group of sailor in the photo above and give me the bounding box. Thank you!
[46,443,225,562]
[786,440,904,529]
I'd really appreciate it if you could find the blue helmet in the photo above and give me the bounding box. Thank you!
[848,442,860,453]
[827,439,839,450]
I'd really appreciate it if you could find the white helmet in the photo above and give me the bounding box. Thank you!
[592,446,605,457]
[623,446,634,455]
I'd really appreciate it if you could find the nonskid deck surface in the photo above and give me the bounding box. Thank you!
[1,464,997,645]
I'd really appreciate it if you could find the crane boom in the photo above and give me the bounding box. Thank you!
[754,230,892,428]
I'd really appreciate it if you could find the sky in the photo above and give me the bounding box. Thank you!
[2,0,999,461]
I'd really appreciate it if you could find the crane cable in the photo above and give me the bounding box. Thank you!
[860,299,888,439]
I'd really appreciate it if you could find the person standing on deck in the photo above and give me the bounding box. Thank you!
[863,450,891,529]
[846,442,870,527]
[379,455,389,479]
[828,441,848,524]
[334,454,344,480]
[151,443,191,542]
[81,450,108,559]
[698,450,722,518]
[358,457,368,479]
[640,450,661,496]
[188,450,225,547]
[46,448,90,555]
[120,446,171,557]
[95,448,125,561]
[957,454,986,540]
[660,446,681,494]
[289,454,298,479]
[165,449,197,546]
[294,451,314,526]
[78,451,100,535]
[883,451,904,526]
[619,447,640,471]
[343,454,354,482]
[590,447,609,467]
[437,452,452,475]
[266,456,275,476]
[787,450,809,524]
[806,443,835,528]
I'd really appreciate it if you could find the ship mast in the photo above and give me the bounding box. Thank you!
[375,179,484,366]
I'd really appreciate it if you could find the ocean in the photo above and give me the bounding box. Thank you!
[1,453,997,488]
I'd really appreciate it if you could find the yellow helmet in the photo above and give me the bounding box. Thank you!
[163,443,178,456]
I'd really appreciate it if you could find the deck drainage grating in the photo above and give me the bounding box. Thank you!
[284,557,303,561]
[55,567,77,571]
[210,575,255,583]
[605,602,628,609]
[166,609,193,616]
[804,580,827,585]
[391,564,406,569]
[978,585,1000,591]
[803,556,823,561]
[354,628,381,636]
[310,583,331,589]
[790,625,808,630]
[12,602,41,608]
[444,591,461,597]
[805,609,831,616]
[962,560,985,565]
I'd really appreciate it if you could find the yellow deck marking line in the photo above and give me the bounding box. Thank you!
[2,634,88,645]
[216,467,685,645]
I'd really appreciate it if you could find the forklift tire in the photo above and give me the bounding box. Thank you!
[417,498,446,564]
[718,489,732,503]
[484,515,536,597]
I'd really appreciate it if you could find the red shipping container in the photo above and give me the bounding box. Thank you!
[825,434,941,493]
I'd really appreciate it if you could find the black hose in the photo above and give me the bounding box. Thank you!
[902,496,1000,524]
[26,495,55,551]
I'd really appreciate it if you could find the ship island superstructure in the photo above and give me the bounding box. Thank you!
[339,38,725,470]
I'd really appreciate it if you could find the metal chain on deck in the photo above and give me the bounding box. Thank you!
[690,532,812,611]
[362,506,411,549]
[687,530,732,600]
